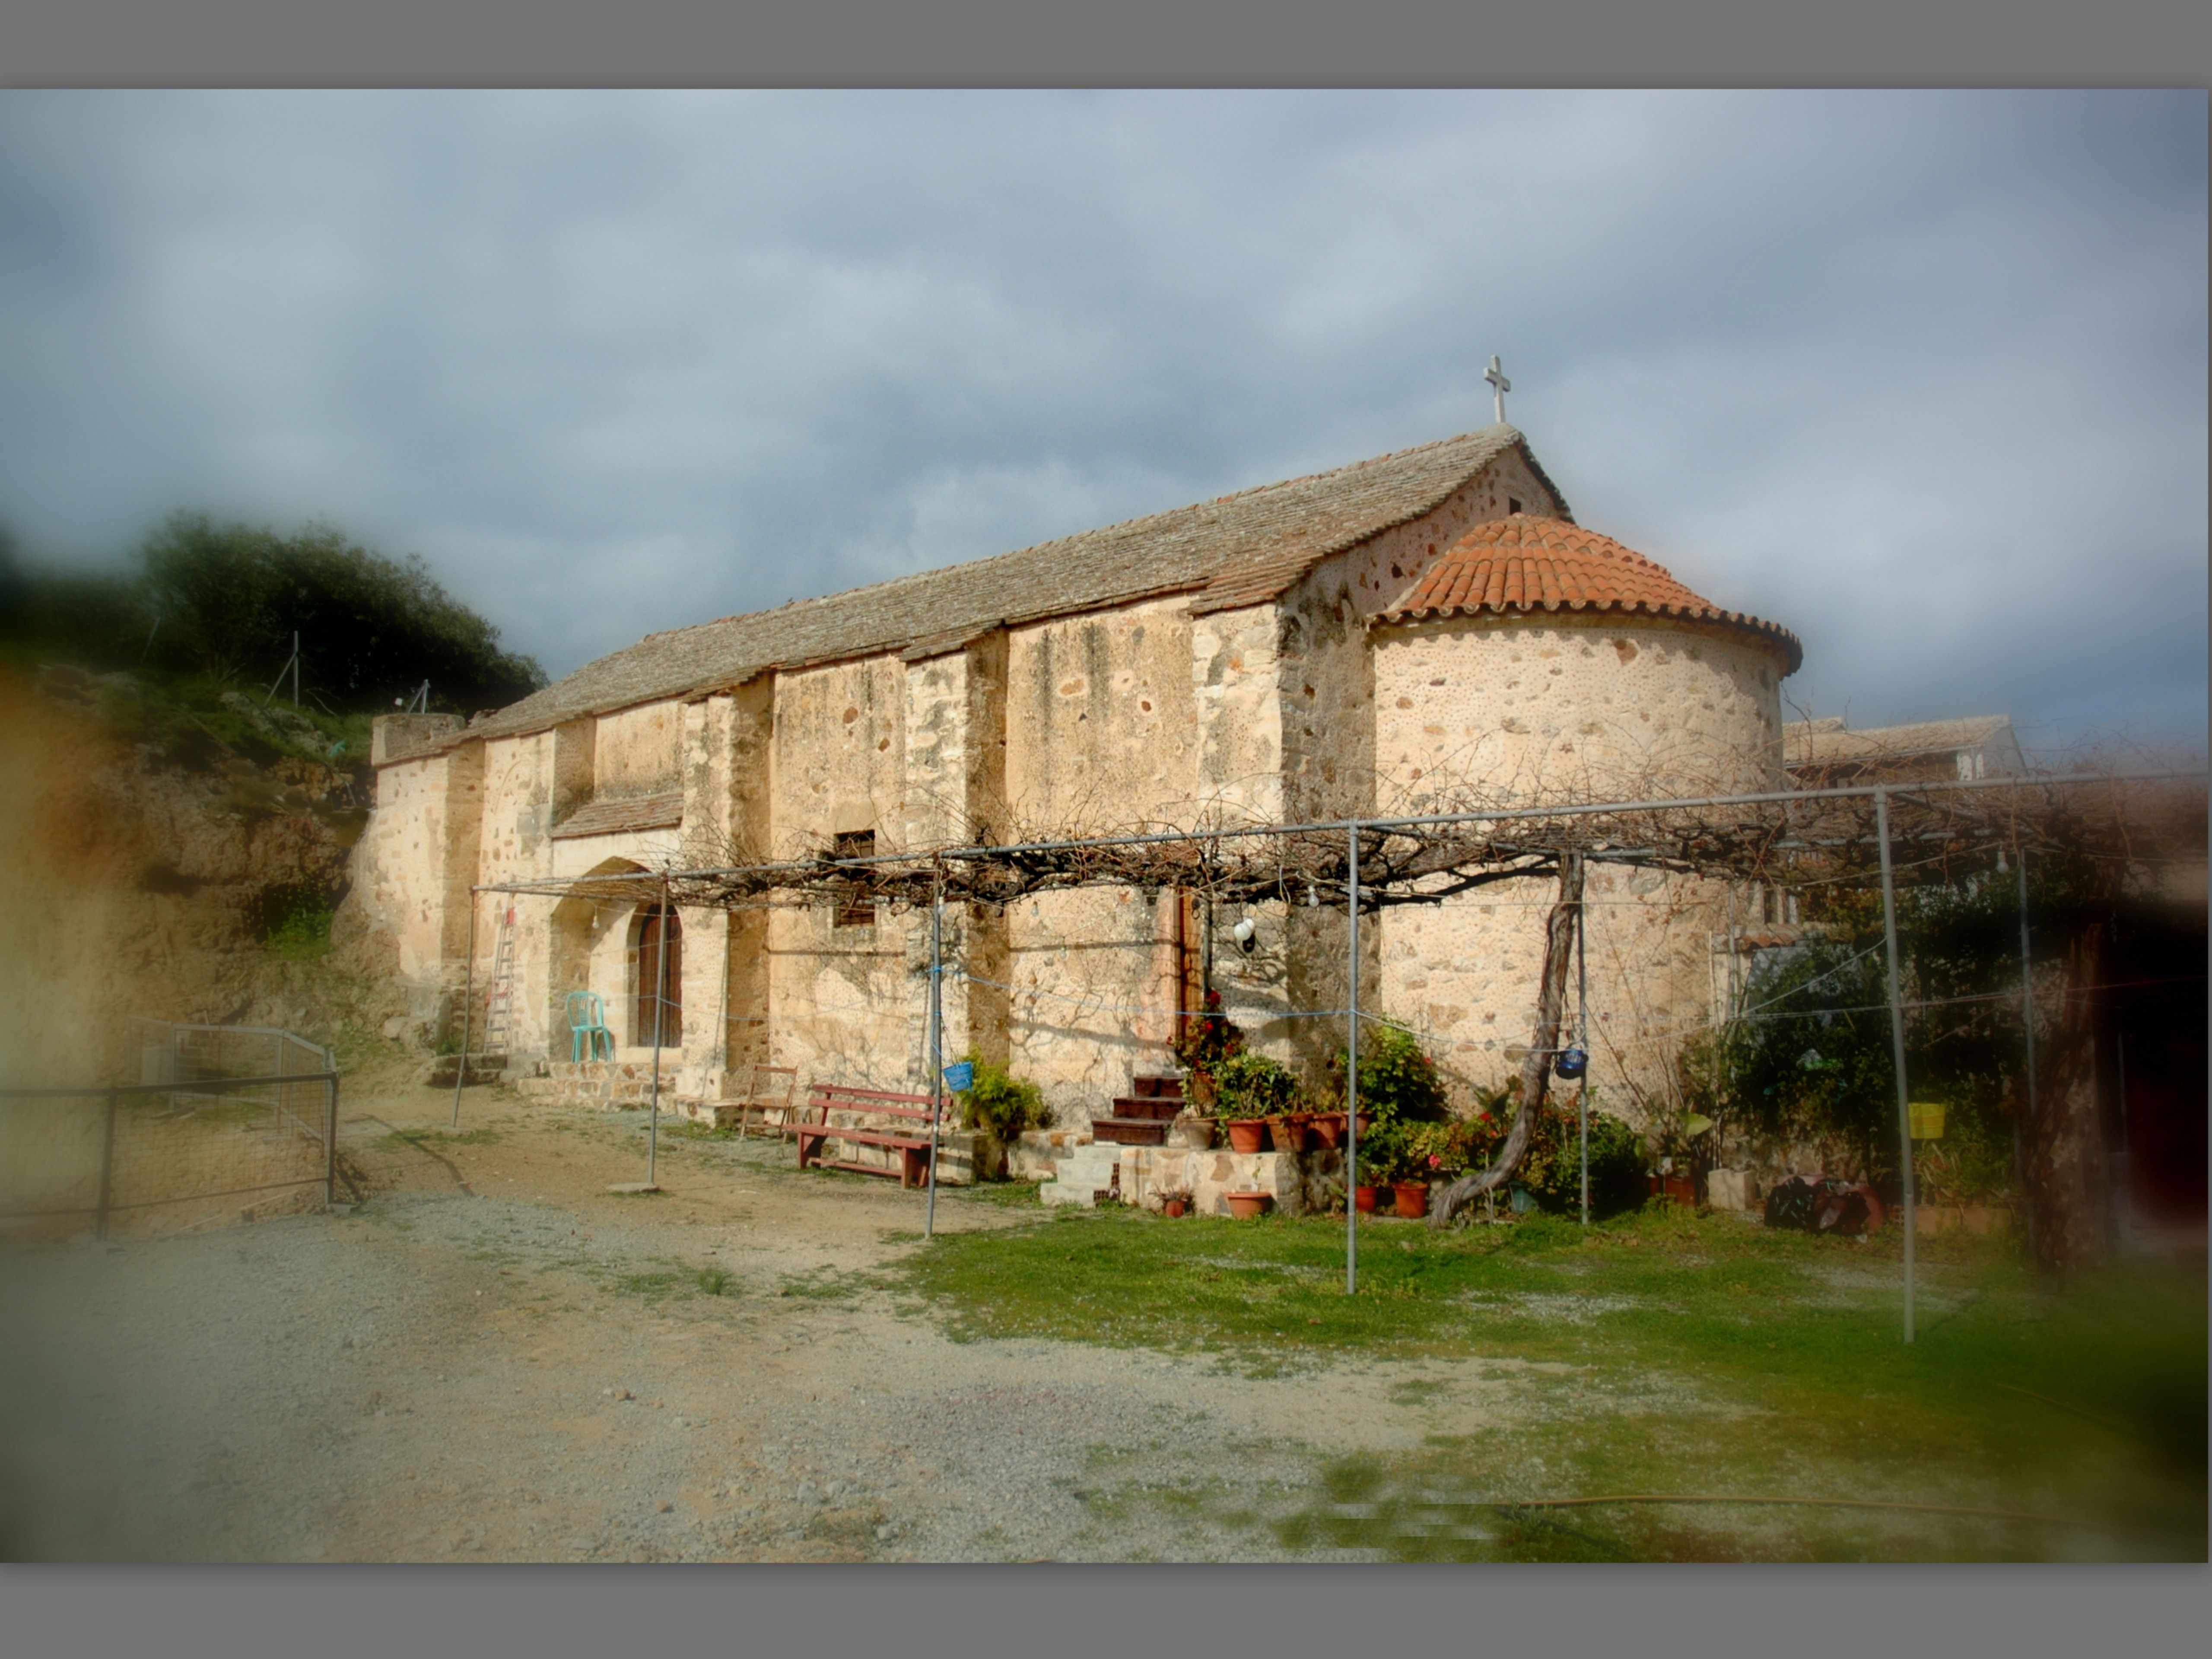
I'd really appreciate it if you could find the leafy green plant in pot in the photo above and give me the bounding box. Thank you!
[952,1052,1050,1172]
[1332,1020,1450,1129]
[1352,1119,1407,1208]
[1213,1049,1300,1153]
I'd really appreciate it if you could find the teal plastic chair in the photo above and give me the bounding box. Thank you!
[566,991,615,1062]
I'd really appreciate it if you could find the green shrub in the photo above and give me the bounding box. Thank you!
[1212,1050,1301,1120]
[255,880,338,960]
[1915,1106,2017,1205]
[1516,1101,1646,1217]
[1353,1119,1409,1184]
[955,1054,1050,1143]
[1335,1020,1450,1125]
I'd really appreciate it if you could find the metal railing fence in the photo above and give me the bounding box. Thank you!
[4,1026,340,1240]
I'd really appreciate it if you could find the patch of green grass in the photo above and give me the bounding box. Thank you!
[379,1126,502,1150]
[892,1202,2206,1560]
[953,1180,1047,1208]
[663,1122,742,1143]
[777,1267,865,1303]
[607,1259,741,1303]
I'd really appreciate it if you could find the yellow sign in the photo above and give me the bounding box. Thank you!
[1909,1101,1945,1140]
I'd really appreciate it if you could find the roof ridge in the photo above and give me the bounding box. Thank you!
[412,423,1549,755]
[622,426,1526,654]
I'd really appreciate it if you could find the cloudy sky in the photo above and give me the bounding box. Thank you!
[1,90,2203,756]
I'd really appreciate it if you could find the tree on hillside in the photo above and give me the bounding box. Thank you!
[2,513,547,713]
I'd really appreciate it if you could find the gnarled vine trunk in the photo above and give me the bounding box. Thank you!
[2025,918,2111,1270]
[1430,853,1584,1227]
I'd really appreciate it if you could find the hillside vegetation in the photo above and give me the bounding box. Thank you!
[0,513,545,1086]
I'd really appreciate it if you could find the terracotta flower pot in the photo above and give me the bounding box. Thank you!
[1163,1197,1188,1219]
[1176,1116,1217,1150]
[1354,1185,1378,1214]
[1225,1119,1268,1154]
[1267,1116,1301,1154]
[1309,1112,1346,1150]
[1391,1180,1430,1220]
[1224,1190,1274,1220]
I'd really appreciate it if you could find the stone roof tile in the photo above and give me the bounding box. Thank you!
[421,425,1552,755]
[548,791,684,840]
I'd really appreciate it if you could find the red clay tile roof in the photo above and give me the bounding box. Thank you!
[549,791,684,840]
[403,425,1562,756]
[1374,515,1801,673]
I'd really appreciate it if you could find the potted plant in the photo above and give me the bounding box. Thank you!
[1214,1051,1300,1155]
[1172,989,1243,1119]
[1222,1114,1269,1155]
[1353,1119,1405,1214]
[1157,1187,1193,1219]
[951,1052,1051,1174]
[1174,1112,1217,1150]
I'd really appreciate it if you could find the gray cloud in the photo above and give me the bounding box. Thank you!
[0,89,2202,755]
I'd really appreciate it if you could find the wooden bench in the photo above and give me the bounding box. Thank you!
[795,1084,944,1188]
[720,1063,799,1139]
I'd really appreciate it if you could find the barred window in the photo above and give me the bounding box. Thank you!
[832,829,875,928]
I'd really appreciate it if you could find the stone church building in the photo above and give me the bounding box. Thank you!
[345,420,1800,1127]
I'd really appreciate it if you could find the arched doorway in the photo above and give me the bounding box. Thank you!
[633,902,683,1049]
[548,858,648,1059]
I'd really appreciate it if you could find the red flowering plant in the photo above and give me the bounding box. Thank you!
[1171,990,1246,1111]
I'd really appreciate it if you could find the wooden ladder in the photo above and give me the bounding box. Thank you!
[480,905,517,1060]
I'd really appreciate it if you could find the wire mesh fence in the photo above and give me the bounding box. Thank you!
[1,1022,338,1242]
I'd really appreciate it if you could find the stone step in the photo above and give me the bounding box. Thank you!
[1108,1096,1182,1120]
[1129,1074,1184,1100]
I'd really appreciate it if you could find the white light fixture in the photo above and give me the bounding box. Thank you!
[1231,916,1256,953]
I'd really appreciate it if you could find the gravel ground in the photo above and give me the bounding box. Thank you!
[0,1084,1582,1563]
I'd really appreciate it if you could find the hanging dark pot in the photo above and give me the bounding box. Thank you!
[1554,1046,1588,1081]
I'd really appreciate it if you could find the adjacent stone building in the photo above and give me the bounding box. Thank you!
[1783,714,2024,787]
[343,422,1802,1126]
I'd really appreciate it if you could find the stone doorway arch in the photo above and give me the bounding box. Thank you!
[547,858,647,1055]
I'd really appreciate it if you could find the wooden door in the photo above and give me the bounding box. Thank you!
[635,903,683,1049]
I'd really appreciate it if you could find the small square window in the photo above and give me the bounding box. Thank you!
[832,829,875,928]
[1507,496,1522,515]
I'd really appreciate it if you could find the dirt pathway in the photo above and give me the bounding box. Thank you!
[1,1084,1557,1562]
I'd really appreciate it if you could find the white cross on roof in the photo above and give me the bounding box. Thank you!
[1485,355,1511,424]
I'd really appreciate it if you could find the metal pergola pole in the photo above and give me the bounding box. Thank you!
[647,873,670,1190]
[451,890,478,1128]
[2016,845,2039,1262]
[1875,788,1916,1344]
[925,869,945,1239]
[1577,855,1589,1227]
[1345,824,1360,1297]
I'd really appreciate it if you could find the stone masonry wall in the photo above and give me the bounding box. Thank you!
[1369,613,1787,1114]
